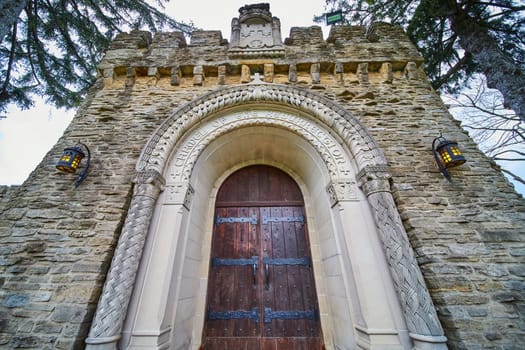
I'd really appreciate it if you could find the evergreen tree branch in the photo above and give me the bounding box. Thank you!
[0,20,17,99]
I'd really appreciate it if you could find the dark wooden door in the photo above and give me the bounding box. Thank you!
[202,165,323,350]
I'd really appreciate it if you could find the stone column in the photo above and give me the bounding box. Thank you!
[357,166,448,350]
[85,170,165,350]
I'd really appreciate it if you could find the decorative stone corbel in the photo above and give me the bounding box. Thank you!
[405,61,419,80]
[357,166,448,350]
[171,65,181,86]
[218,65,227,85]
[335,62,344,84]
[241,65,251,83]
[85,170,165,350]
[310,63,321,84]
[381,62,393,84]
[193,65,205,86]
[125,67,136,88]
[264,63,274,83]
[288,63,297,83]
[357,63,369,84]
[102,68,115,87]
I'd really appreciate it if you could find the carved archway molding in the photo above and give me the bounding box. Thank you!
[85,83,447,350]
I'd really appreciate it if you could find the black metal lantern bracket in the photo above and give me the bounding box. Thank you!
[432,133,466,182]
[56,142,91,188]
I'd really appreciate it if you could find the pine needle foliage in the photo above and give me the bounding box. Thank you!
[318,0,525,121]
[0,0,195,116]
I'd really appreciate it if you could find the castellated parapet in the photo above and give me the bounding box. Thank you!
[0,4,524,350]
[98,22,422,88]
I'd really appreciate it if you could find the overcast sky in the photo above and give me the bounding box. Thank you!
[0,0,523,195]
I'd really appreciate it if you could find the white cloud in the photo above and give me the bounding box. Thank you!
[0,100,74,185]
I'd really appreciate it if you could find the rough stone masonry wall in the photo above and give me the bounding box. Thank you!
[0,23,524,350]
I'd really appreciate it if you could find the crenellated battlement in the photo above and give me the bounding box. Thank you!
[98,23,423,89]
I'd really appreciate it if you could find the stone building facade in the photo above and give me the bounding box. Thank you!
[1,3,524,350]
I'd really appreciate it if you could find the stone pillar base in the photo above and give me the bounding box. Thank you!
[85,335,120,350]
[410,333,448,350]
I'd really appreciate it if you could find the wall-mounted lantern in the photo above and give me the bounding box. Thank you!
[432,134,466,181]
[56,143,91,188]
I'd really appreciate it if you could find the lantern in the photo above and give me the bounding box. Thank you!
[432,134,466,181]
[56,143,91,188]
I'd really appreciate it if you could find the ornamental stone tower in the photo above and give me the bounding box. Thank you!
[1,3,524,350]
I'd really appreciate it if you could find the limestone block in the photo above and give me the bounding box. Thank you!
[289,64,297,82]
[380,62,393,83]
[264,63,274,83]
[335,62,344,84]
[193,65,204,86]
[241,65,251,83]
[171,65,181,86]
[218,65,227,85]
[405,61,419,80]
[357,63,369,84]
[311,63,321,84]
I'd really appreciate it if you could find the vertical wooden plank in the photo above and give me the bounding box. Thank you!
[273,206,289,337]
[283,206,305,337]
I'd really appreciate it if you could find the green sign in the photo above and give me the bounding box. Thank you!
[326,10,343,25]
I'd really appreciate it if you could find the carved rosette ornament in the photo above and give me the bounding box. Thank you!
[85,170,165,350]
[357,166,448,349]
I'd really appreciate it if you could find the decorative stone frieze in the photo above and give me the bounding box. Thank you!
[137,84,387,176]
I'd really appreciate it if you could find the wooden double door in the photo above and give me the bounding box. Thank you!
[202,165,323,350]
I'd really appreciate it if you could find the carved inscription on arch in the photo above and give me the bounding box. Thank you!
[165,111,356,198]
[137,84,386,175]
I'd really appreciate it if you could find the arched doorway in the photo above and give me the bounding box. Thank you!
[202,165,323,349]
[87,84,446,350]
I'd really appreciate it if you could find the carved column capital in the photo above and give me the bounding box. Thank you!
[357,165,392,196]
[133,170,165,198]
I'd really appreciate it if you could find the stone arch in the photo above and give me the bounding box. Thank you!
[85,84,447,350]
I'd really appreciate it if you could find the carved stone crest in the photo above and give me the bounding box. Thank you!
[229,3,284,58]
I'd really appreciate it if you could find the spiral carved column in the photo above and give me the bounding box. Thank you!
[85,170,165,350]
[357,166,448,350]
